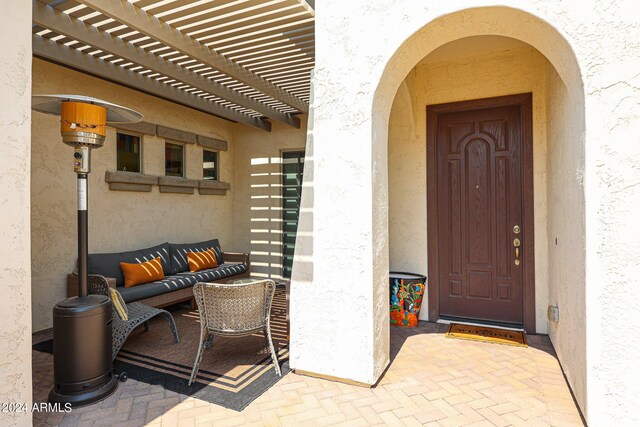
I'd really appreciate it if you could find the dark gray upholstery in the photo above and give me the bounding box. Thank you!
[87,242,171,287]
[168,239,223,274]
[118,274,197,302]
[126,242,171,276]
[87,252,124,286]
[85,239,246,304]
[175,263,248,282]
[117,263,247,303]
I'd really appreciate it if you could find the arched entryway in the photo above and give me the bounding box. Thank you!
[290,4,587,414]
[375,5,586,413]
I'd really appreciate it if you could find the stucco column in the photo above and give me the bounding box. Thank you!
[0,1,33,425]
[581,5,640,422]
[288,14,390,383]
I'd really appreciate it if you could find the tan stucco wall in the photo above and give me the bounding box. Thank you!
[31,59,238,332]
[544,61,588,414]
[0,2,32,425]
[388,43,550,332]
[232,118,308,280]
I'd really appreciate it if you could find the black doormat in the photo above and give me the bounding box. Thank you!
[33,289,290,411]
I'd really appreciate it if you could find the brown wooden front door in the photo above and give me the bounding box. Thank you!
[427,94,534,329]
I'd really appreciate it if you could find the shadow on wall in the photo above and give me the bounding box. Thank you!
[247,154,312,282]
[290,130,313,286]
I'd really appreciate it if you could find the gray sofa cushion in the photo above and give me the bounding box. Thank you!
[87,252,124,287]
[88,242,170,287]
[118,263,247,303]
[168,239,223,275]
[118,274,197,303]
[124,242,171,277]
[175,263,247,282]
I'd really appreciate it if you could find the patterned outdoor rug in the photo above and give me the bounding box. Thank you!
[445,323,528,347]
[33,288,290,411]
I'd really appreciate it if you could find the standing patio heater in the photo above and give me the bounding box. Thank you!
[32,95,143,406]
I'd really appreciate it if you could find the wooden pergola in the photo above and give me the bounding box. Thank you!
[32,0,315,131]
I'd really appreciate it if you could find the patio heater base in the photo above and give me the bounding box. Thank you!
[49,374,118,408]
[48,295,118,407]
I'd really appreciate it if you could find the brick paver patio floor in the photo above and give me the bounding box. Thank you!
[33,322,584,426]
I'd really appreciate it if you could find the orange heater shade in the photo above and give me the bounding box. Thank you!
[60,102,107,137]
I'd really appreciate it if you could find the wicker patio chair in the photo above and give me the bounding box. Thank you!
[87,274,180,360]
[188,279,281,385]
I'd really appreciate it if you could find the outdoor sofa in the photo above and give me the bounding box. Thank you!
[67,239,250,307]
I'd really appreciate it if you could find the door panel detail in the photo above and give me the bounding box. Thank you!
[436,104,524,324]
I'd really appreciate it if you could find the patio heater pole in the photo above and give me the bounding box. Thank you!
[73,145,92,298]
[78,171,88,297]
[31,95,142,407]
[62,103,105,297]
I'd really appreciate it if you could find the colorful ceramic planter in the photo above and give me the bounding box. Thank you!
[389,272,426,327]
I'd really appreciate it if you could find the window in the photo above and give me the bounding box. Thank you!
[203,150,218,181]
[165,142,184,177]
[116,132,141,173]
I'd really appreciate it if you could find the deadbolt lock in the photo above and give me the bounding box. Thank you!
[513,238,521,247]
[513,225,521,234]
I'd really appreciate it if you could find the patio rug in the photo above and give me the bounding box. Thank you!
[33,288,290,411]
[445,323,528,347]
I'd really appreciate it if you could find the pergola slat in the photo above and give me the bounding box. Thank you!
[232,46,314,67]
[33,1,300,128]
[227,40,313,62]
[248,56,314,71]
[219,32,314,56]
[33,0,314,128]
[215,23,313,52]
[251,60,315,76]
[163,0,273,27]
[201,19,314,48]
[77,0,308,112]
[32,35,272,131]
[182,5,306,36]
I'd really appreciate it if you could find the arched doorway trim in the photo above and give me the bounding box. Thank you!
[372,4,587,411]
[373,6,584,124]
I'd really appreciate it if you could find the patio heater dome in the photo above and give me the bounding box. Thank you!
[32,94,142,407]
[32,94,142,148]
[32,94,142,126]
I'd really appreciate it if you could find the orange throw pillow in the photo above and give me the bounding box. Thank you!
[187,248,218,272]
[120,257,165,288]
